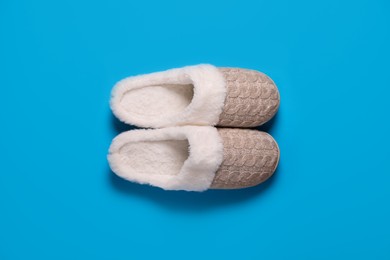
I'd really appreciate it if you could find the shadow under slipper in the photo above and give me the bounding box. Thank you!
[111,114,138,133]
[107,165,280,212]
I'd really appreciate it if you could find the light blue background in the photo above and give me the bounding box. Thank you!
[1,0,389,259]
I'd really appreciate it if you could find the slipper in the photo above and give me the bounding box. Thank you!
[108,126,279,191]
[110,64,279,128]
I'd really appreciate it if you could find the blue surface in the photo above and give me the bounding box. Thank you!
[1,0,389,259]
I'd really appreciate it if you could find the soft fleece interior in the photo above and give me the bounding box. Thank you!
[120,84,194,120]
[108,126,224,191]
[118,140,190,177]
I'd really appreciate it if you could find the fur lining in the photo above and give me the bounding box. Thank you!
[108,126,224,191]
[110,64,226,128]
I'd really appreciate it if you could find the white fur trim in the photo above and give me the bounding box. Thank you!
[108,126,224,191]
[110,64,226,128]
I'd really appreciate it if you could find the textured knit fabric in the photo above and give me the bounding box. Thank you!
[211,128,279,189]
[217,68,280,127]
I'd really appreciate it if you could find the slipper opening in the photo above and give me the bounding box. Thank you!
[119,84,194,123]
[116,139,190,180]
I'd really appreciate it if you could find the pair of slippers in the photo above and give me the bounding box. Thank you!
[108,64,280,191]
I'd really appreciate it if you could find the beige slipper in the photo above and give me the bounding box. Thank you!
[111,64,279,128]
[108,126,279,191]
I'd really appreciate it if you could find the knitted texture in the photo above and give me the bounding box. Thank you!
[217,68,280,127]
[211,128,279,189]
